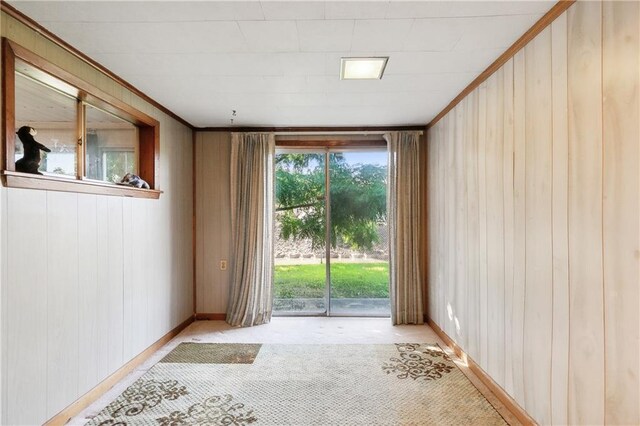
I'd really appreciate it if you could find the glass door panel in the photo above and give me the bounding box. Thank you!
[273,152,328,315]
[328,151,390,316]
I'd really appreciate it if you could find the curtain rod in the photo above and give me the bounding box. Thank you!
[273,130,423,136]
[198,126,425,134]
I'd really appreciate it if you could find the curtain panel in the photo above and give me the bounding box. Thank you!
[227,132,275,327]
[385,131,424,325]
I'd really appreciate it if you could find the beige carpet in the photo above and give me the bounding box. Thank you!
[85,343,507,425]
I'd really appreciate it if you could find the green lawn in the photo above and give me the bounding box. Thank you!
[274,263,389,299]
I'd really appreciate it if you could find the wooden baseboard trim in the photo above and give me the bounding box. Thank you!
[44,316,194,426]
[426,317,536,426]
[195,313,227,321]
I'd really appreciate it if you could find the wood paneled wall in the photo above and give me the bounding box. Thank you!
[194,132,232,314]
[0,11,194,424]
[426,2,639,424]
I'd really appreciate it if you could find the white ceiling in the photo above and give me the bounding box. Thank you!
[8,1,555,128]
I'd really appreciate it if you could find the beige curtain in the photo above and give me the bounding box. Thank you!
[227,132,275,327]
[385,131,423,325]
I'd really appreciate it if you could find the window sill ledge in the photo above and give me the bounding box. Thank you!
[1,171,161,199]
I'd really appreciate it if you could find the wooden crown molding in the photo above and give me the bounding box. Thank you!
[427,0,576,129]
[1,0,575,133]
[0,0,194,130]
[195,125,426,133]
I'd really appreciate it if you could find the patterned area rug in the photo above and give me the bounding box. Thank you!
[85,343,507,425]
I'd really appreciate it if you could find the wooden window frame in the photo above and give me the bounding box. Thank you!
[1,38,161,199]
[275,139,387,149]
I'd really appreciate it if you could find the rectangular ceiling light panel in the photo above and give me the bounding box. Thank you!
[340,57,389,80]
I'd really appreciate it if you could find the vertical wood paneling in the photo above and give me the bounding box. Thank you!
[77,194,100,396]
[1,11,194,424]
[195,135,207,313]
[140,199,155,350]
[438,121,445,327]
[567,2,605,424]
[46,192,79,417]
[476,82,489,368]
[485,72,498,375]
[485,70,505,384]
[429,122,440,324]
[430,124,437,324]
[465,91,480,361]
[427,127,436,321]
[602,2,640,424]
[0,31,4,425]
[195,132,232,314]
[523,26,554,424]
[439,117,448,330]
[168,124,193,326]
[0,188,6,426]
[445,114,455,337]
[106,197,124,375]
[95,196,110,382]
[550,13,570,426]
[130,198,149,356]
[435,121,444,327]
[420,134,429,316]
[6,189,47,424]
[427,4,639,424]
[511,50,527,406]
[145,190,164,340]
[502,58,515,396]
[122,197,134,361]
[181,126,195,322]
[453,104,467,347]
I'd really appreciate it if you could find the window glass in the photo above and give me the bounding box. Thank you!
[4,46,158,197]
[85,105,138,183]
[14,71,77,177]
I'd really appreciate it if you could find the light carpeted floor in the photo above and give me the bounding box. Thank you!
[85,342,506,425]
[70,318,519,425]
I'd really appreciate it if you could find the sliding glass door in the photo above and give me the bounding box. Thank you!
[273,149,389,317]
[329,151,389,316]
[273,152,327,314]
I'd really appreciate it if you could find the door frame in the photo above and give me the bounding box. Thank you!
[273,143,390,317]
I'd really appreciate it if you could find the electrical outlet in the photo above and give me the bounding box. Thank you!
[220,260,227,271]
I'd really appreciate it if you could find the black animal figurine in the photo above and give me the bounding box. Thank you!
[117,173,150,189]
[15,126,50,175]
